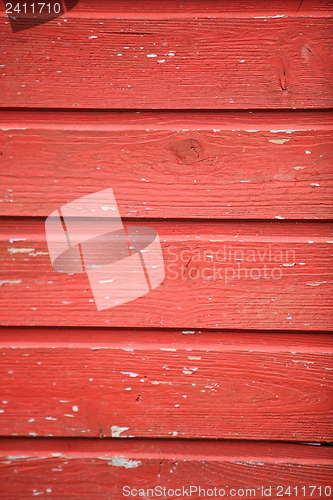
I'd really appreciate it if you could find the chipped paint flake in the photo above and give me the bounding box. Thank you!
[111,425,129,437]
[7,247,35,253]
[100,205,116,211]
[9,238,26,243]
[269,139,289,144]
[307,282,327,286]
[110,457,141,468]
[0,280,21,286]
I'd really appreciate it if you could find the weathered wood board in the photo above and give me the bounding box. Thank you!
[0,329,332,441]
[0,1,332,109]
[0,110,332,219]
[1,219,332,330]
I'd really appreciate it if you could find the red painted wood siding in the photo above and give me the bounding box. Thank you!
[1,2,332,109]
[0,110,332,219]
[1,220,333,329]
[0,1,332,497]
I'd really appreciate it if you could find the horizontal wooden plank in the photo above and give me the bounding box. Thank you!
[0,329,332,441]
[1,4,332,109]
[1,219,332,330]
[27,0,333,15]
[0,439,332,500]
[1,110,332,219]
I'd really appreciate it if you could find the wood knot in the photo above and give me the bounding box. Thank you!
[169,138,205,163]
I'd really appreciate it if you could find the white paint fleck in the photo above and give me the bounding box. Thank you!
[270,129,301,133]
[111,426,129,437]
[147,54,157,57]
[72,406,79,412]
[100,205,116,211]
[28,418,35,422]
[0,410,4,413]
[45,417,57,421]
[9,238,26,243]
[182,330,195,334]
[307,282,327,286]
[308,241,314,244]
[160,348,177,351]
[275,216,285,219]
[121,372,139,377]
[294,166,305,170]
[269,139,289,144]
[0,280,21,286]
[254,14,285,18]
[88,36,98,39]
[1,127,27,131]
[98,279,114,284]
[305,151,311,154]
[109,457,141,468]
[125,388,132,391]
[311,183,320,186]
[188,356,201,360]
[7,247,34,253]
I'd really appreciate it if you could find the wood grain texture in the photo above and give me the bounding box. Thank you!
[0,329,332,441]
[0,2,332,109]
[0,439,332,500]
[0,110,332,219]
[1,219,332,330]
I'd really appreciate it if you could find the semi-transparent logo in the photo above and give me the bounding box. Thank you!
[45,188,165,311]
